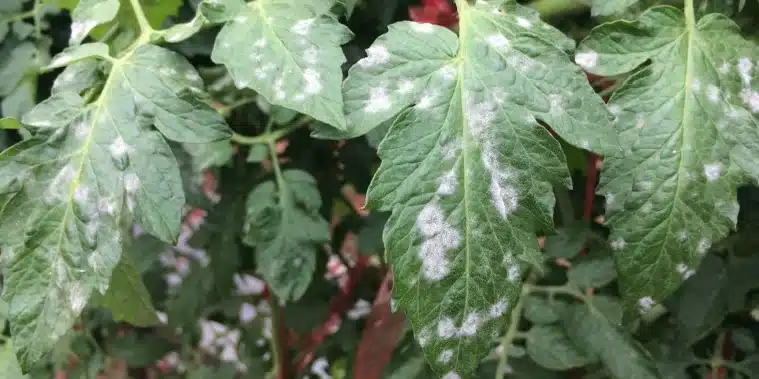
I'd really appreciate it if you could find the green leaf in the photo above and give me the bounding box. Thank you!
[591,0,641,16]
[543,224,591,259]
[0,298,7,327]
[523,296,565,325]
[0,340,29,379]
[587,295,623,326]
[526,325,598,370]
[211,0,353,129]
[45,43,111,70]
[51,60,104,96]
[243,169,329,301]
[184,141,235,170]
[0,44,230,370]
[198,0,245,23]
[69,0,120,45]
[247,144,268,163]
[0,41,37,97]
[100,253,159,326]
[563,304,662,378]
[0,118,22,130]
[567,256,617,289]
[731,328,756,352]
[664,254,728,346]
[342,1,616,375]
[579,6,759,315]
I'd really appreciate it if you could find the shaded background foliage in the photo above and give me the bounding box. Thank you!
[2,0,759,379]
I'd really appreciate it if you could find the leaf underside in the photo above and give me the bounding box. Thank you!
[343,0,616,376]
[0,45,230,369]
[578,6,759,315]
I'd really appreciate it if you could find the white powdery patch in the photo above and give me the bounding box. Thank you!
[488,298,509,318]
[503,254,520,282]
[254,63,275,80]
[691,78,701,92]
[638,296,656,313]
[437,170,458,195]
[442,372,461,379]
[486,34,510,51]
[466,100,496,139]
[303,48,319,65]
[67,282,88,313]
[70,20,96,43]
[706,85,721,103]
[439,65,457,81]
[605,192,615,207]
[719,62,731,74]
[234,14,248,23]
[740,88,759,113]
[358,44,390,68]
[437,317,457,338]
[610,238,626,251]
[515,17,532,28]
[303,69,323,95]
[696,238,711,255]
[365,86,392,113]
[292,18,315,36]
[254,38,267,48]
[46,164,77,203]
[98,197,117,216]
[109,137,130,159]
[159,67,178,77]
[234,273,266,295]
[675,262,695,280]
[635,114,645,129]
[124,173,140,194]
[418,327,432,346]
[417,91,437,109]
[703,163,721,182]
[575,51,598,69]
[397,79,415,94]
[438,349,454,364]
[738,57,753,87]
[411,22,435,33]
[417,203,460,281]
[459,312,481,337]
[607,104,621,116]
[441,139,461,161]
[678,230,688,242]
[73,184,89,204]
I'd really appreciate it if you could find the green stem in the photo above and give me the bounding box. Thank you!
[231,117,310,146]
[495,279,531,378]
[527,283,588,301]
[218,97,257,117]
[528,0,589,18]
[684,0,696,29]
[268,296,285,379]
[33,0,43,39]
[128,0,153,35]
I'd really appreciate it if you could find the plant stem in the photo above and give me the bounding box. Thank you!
[268,295,289,379]
[0,10,35,24]
[495,284,530,378]
[528,0,589,18]
[128,0,153,35]
[683,0,696,29]
[231,117,310,146]
[33,0,43,39]
[218,97,257,117]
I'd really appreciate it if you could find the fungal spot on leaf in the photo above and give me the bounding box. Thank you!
[675,263,695,280]
[359,45,390,68]
[397,79,415,94]
[703,163,721,182]
[411,22,435,33]
[437,170,458,195]
[459,312,481,337]
[610,238,626,251]
[488,298,509,318]
[486,34,509,51]
[437,317,457,338]
[70,21,96,44]
[706,85,721,103]
[291,18,315,36]
[417,203,459,280]
[417,92,438,109]
[124,173,140,194]
[303,69,323,95]
[515,17,532,29]
[696,238,711,255]
[740,89,759,113]
[574,51,597,69]
[365,87,392,113]
[638,296,656,313]
[737,57,753,87]
[439,349,453,363]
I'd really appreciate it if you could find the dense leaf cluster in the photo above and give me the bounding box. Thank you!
[1,0,759,378]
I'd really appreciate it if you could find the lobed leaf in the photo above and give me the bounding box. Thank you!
[342,0,617,376]
[0,44,230,369]
[591,0,641,16]
[211,0,353,129]
[100,253,159,327]
[242,169,329,301]
[526,324,598,370]
[577,6,759,316]
[69,0,120,45]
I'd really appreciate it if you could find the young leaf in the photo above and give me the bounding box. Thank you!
[242,169,329,301]
[578,5,759,315]
[45,42,111,70]
[591,0,641,16]
[69,0,120,45]
[523,296,565,325]
[567,256,617,289]
[342,1,616,375]
[526,325,598,370]
[0,44,230,369]
[100,253,159,327]
[563,304,662,378]
[211,0,353,129]
[51,60,104,96]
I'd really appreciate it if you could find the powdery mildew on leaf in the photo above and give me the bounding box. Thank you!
[0,45,230,369]
[69,0,120,45]
[211,0,353,129]
[242,169,330,301]
[578,6,759,314]
[342,1,616,376]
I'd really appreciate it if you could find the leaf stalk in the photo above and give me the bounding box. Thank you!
[128,0,154,35]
